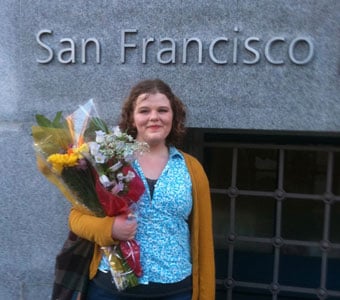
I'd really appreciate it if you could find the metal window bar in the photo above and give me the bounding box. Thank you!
[205,141,340,300]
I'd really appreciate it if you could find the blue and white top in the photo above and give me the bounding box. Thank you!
[98,146,193,285]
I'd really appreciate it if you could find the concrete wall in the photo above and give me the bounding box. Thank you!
[0,1,339,299]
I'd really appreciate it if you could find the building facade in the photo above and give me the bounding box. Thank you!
[0,1,339,299]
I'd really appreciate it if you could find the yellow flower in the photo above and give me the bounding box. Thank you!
[76,143,89,154]
[47,144,88,173]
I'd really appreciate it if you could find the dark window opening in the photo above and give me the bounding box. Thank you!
[182,128,340,300]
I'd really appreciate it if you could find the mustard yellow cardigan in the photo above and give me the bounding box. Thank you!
[69,152,215,300]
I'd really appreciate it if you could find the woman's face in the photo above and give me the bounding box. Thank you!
[132,92,173,147]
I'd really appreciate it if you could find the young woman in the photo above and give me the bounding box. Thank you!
[69,79,215,300]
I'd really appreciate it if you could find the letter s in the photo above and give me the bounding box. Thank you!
[243,37,260,65]
[36,29,53,64]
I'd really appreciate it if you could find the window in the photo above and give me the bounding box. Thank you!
[183,129,340,300]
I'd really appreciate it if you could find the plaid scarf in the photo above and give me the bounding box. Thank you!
[51,231,94,300]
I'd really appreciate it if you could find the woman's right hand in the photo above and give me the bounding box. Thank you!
[111,214,137,241]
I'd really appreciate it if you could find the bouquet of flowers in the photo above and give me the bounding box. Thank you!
[32,99,148,291]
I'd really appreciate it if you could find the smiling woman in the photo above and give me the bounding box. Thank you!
[132,92,173,148]
[68,79,215,300]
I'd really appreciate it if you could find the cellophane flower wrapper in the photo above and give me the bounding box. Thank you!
[32,99,148,290]
[32,108,103,217]
[84,116,148,280]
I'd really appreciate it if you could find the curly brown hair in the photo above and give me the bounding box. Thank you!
[119,79,187,147]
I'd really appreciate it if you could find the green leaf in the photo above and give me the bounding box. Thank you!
[35,114,53,127]
[91,117,109,133]
[84,117,109,141]
[35,111,66,128]
[52,111,64,128]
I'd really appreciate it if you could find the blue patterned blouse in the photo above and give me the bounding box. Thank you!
[98,147,193,284]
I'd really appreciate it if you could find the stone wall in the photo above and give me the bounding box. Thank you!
[0,1,339,299]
